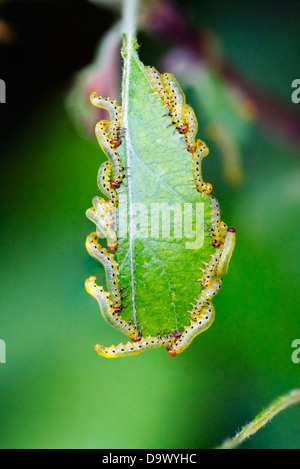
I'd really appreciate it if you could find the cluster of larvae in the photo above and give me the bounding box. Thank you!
[85,66,235,358]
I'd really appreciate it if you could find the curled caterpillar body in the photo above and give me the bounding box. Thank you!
[172,303,215,355]
[86,196,117,250]
[94,302,215,359]
[184,104,198,150]
[145,65,171,109]
[85,233,121,306]
[90,93,123,143]
[190,279,222,319]
[95,334,173,358]
[86,206,117,253]
[95,121,124,186]
[97,161,118,206]
[209,196,228,247]
[216,228,236,278]
[199,251,223,287]
[192,140,212,194]
[85,276,140,341]
[211,221,228,247]
[91,196,116,220]
[200,228,236,287]
[161,73,187,132]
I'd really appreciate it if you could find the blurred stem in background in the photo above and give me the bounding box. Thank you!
[218,390,300,449]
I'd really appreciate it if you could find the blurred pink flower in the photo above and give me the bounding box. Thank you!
[66,24,121,138]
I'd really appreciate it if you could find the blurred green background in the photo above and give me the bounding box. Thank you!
[0,0,300,449]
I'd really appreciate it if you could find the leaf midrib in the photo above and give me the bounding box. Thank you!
[122,39,138,323]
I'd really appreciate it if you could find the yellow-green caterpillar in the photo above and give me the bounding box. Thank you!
[161,73,188,134]
[97,161,119,206]
[199,228,236,287]
[184,104,198,152]
[191,140,213,195]
[95,120,124,187]
[145,65,172,110]
[86,198,117,253]
[90,93,123,146]
[85,233,121,306]
[85,276,141,341]
[209,195,228,247]
[95,303,215,358]
[145,66,213,195]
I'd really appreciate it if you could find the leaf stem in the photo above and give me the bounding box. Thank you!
[120,0,139,324]
[217,389,300,449]
[122,0,138,41]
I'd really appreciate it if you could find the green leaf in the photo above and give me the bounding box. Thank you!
[115,38,215,336]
